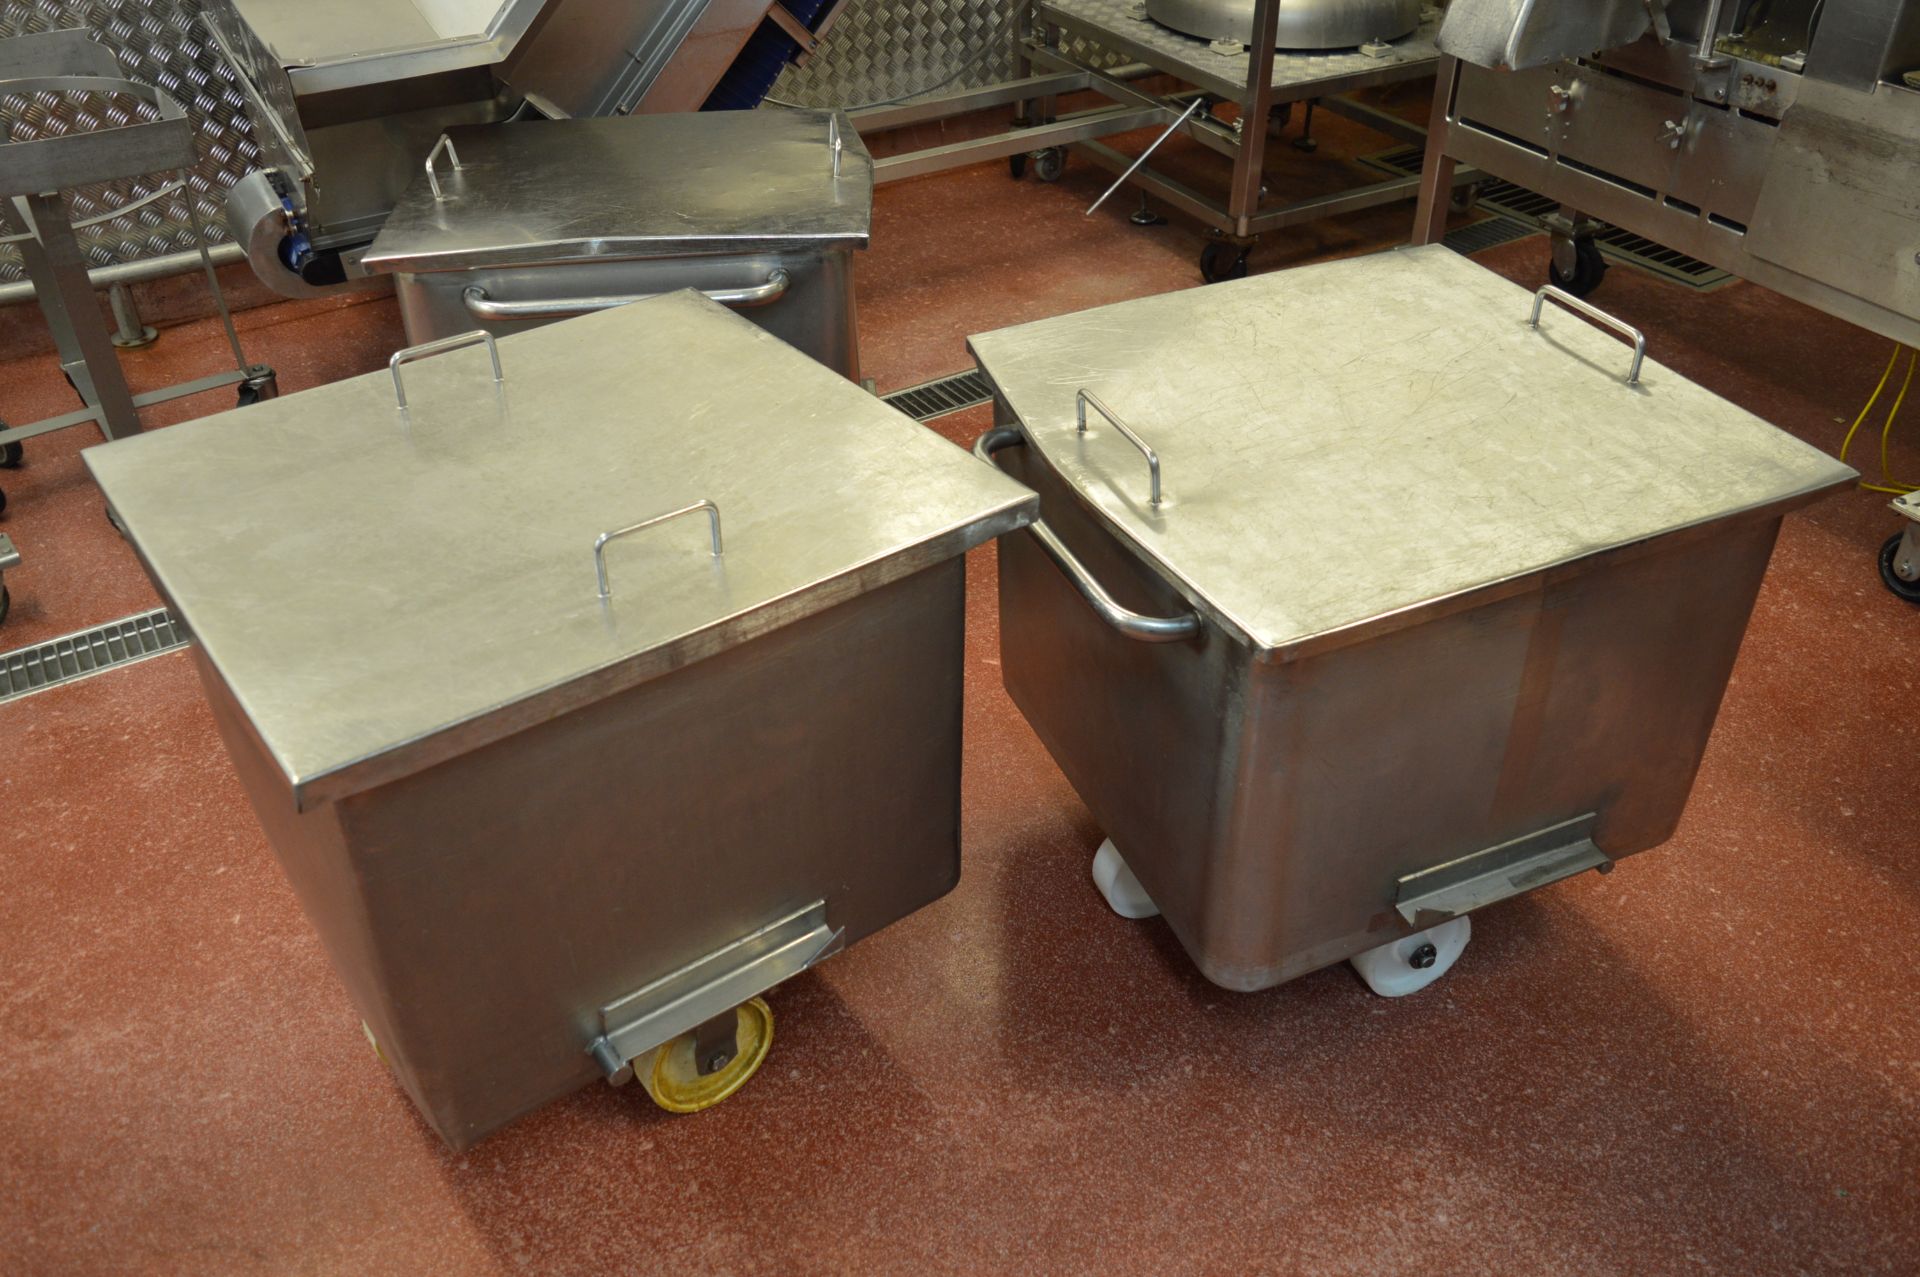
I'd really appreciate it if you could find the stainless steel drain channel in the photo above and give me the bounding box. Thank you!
[0,608,189,704]
[882,369,993,421]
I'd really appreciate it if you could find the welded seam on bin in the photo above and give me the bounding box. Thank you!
[0,607,190,704]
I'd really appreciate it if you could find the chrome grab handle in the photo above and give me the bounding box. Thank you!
[1528,285,1646,385]
[388,330,501,409]
[462,270,791,321]
[974,427,1199,644]
[594,499,723,599]
[1076,389,1163,508]
[425,133,462,201]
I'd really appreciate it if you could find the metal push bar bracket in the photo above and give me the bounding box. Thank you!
[1394,813,1609,930]
[587,900,842,1086]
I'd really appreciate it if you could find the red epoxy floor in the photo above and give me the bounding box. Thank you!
[2,107,1918,1275]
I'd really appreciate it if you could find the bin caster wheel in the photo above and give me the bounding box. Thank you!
[1092,838,1160,919]
[1031,147,1067,182]
[1009,152,1028,180]
[1549,236,1607,298]
[1879,532,1920,603]
[638,996,774,1114]
[1449,182,1481,214]
[1200,242,1249,284]
[1350,916,1470,997]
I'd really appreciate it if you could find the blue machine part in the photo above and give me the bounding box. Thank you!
[702,0,835,110]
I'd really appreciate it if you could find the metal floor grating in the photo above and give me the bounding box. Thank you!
[883,369,992,421]
[0,608,189,704]
[1440,217,1539,256]
[1365,146,1734,290]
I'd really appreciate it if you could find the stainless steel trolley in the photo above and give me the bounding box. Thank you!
[361,111,871,380]
[971,245,1852,996]
[86,295,1034,1148]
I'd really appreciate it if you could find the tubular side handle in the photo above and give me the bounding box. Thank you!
[595,499,723,599]
[388,329,501,409]
[425,133,462,201]
[461,270,790,320]
[974,427,1200,643]
[1529,285,1646,385]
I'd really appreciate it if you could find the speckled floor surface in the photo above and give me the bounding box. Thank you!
[1,99,1916,1276]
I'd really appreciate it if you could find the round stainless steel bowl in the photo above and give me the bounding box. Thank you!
[1144,0,1420,48]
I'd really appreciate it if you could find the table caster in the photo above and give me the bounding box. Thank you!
[1200,241,1249,284]
[1350,916,1471,997]
[1092,838,1159,919]
[1549,235,1607,298]
[636,996,774,1113]
[1879,531,1920,603]
[0,416,21,469]
[238,366,278,407]
[1030,147,1067,183]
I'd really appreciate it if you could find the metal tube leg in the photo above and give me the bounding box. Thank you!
[15,193,142,439]
[1411,56,1462,247]
[1225,0,1282,238]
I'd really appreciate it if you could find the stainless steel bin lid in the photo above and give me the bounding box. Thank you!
[361,112,872,275]
[967,245,1855,659]
[86,293,1033,810]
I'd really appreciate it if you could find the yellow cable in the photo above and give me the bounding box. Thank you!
[1839,343,1900,469]
[1878,349,1919,492]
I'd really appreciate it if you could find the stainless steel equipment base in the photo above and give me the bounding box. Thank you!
[0,32,274,471]
[851,0,1477,281]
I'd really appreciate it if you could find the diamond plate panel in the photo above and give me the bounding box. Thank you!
[768,0,1026,107]
[0,1,259,285]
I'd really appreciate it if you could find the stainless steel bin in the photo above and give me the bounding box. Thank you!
[85,295,1033,1148]
[969,245,1854,997]
[361,111,871,380]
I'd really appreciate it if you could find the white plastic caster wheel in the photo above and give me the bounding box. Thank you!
[1091,838,1159,919]
[1349,916,1471,998]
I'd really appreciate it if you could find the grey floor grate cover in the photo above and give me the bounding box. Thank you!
[1365,146,1734,289]
[883,369,992,421]
[0,608,189,704]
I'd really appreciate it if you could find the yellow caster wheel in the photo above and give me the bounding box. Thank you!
[639,997,773,1114]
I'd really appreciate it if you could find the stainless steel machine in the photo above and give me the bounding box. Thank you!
[85,294,1034,1148]
[0,28,275,534]
[360,111,870,379]
[1146,0,1419,49]
[971,246,1850,997]
[1412,0,1920,345]
[201,0,849,296]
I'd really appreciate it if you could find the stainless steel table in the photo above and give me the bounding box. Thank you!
[846,1,1467,281]
[971,245,1852,997]
[362,111,870,380]
[85,294,1034,1148]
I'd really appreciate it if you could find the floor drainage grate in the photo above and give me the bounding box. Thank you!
[1441,217,1539,256]
[1365,146,1734,290]
[0,608,190,704]
[883,369,992,421]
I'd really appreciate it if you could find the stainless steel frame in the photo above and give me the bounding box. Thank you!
[1412,0,1920,348]
[851,0,1468,279]
[0,30,274,464]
